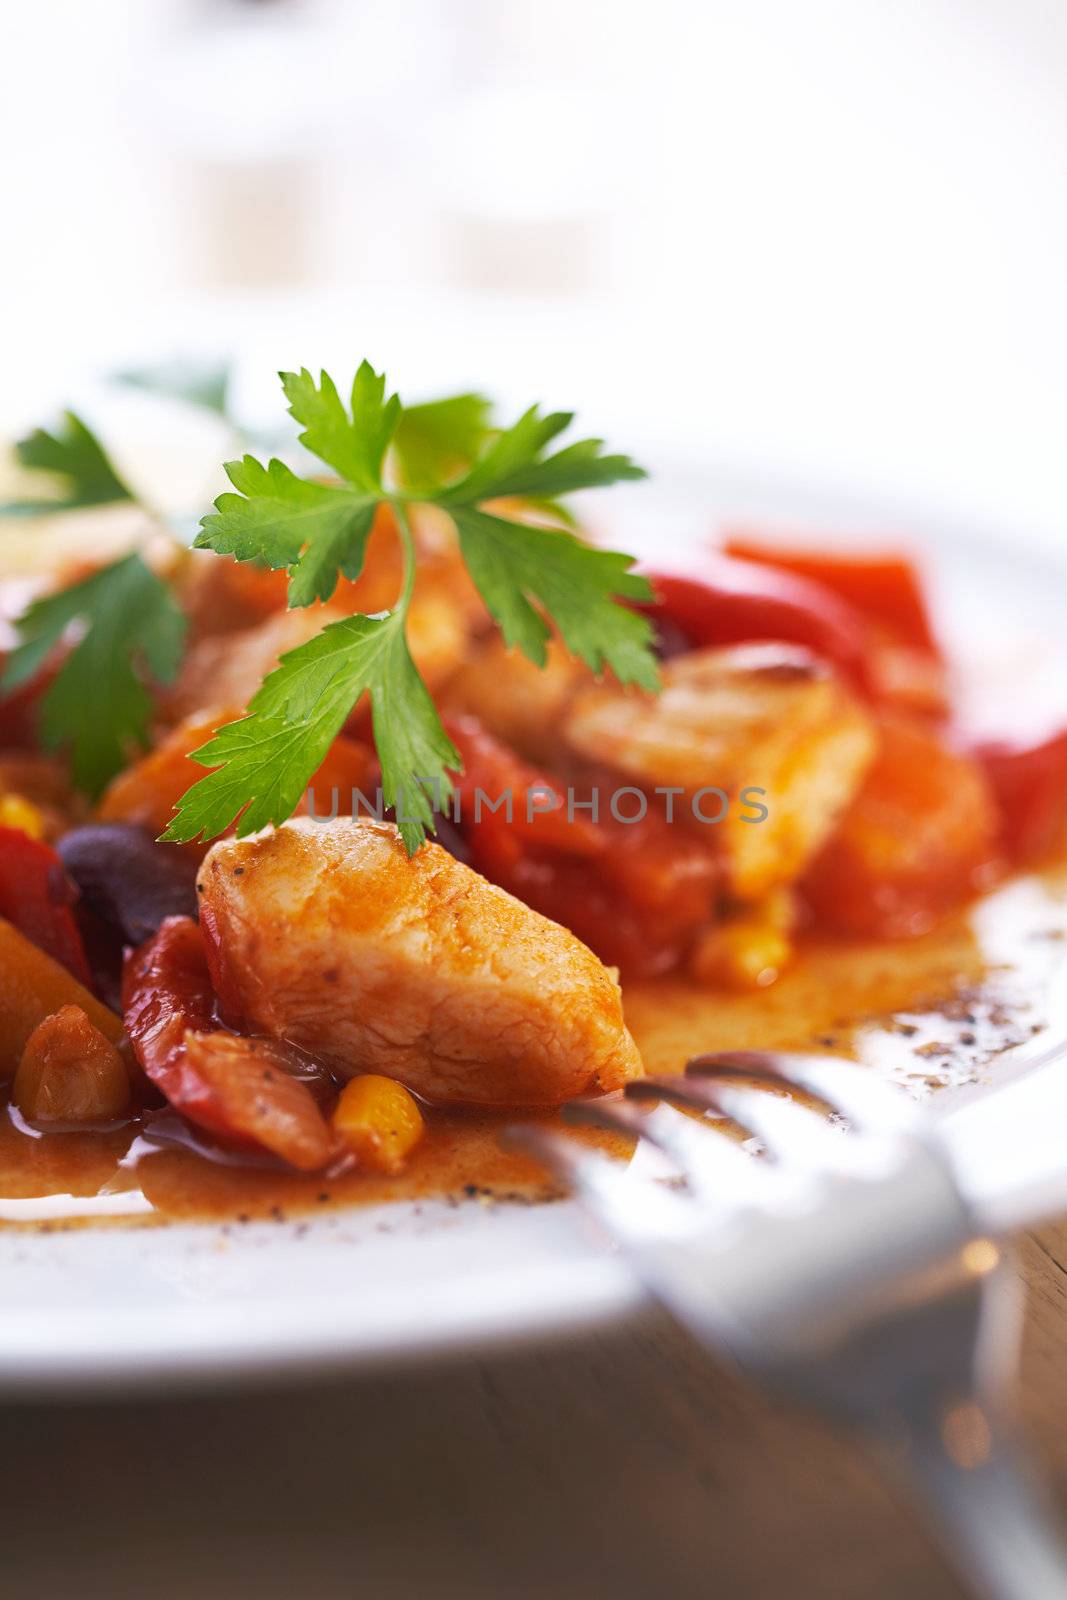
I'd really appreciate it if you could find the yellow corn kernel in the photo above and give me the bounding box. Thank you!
[332,1074,425,1173]
[0,793,46,840]
[690,919,793,991]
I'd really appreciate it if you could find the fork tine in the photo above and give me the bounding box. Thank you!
[687,1050,919,1134]
[502,1124,691,1243]
[703,1082,851,1168]
[565,1096,766,1206]
[630,1073,853,1170]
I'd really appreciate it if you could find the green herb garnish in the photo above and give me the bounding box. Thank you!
[1,410,135,519]
[1,411,186,792]
[391,392,493,492]
[2,552,186,796]
[165,363,656,852]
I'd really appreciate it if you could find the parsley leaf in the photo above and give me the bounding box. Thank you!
[451,508,658,684]
[2,553,186,796]
[194,366,401,606]
[197,455,378,607]
[282,363,400,492]
[392,392,492,490]
[435,404,656,679]
[2,411,135,517]
[438,404,646,505]
[162,612,459,853]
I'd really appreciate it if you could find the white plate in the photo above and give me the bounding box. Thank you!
[3,468,1067,1396]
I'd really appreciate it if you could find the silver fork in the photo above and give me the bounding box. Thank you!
[510,1049,1067,1600]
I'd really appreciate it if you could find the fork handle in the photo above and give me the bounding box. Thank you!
[889,1410,1067,1600]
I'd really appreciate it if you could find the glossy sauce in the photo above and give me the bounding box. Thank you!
[2,863,1066,1230]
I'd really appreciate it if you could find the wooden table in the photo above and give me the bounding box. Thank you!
[3,1223,1067,1598]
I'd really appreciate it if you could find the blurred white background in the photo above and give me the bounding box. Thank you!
[2,0,1066,544]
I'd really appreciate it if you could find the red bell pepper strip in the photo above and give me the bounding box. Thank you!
[0,826,91,984]
[123,915,239,1143]
[445,717,721,979]
[123,916,336,1170]
[975,730,1067,865]
[446,715,606,871]
[638,559,875,693]
[723,536,940,654]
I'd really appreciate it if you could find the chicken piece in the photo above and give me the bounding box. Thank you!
[563,643,876,900]
[197,817,642,1106]
[443,635,591,765]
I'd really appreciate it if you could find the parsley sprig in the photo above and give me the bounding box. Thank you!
[3,554,186,795]
[165,362,657,853]
[1,411,186,794]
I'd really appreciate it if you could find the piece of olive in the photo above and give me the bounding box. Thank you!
[57,823,200,946]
